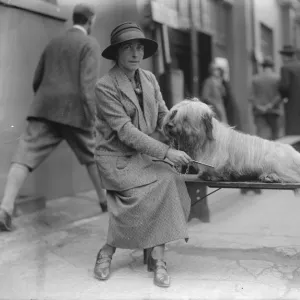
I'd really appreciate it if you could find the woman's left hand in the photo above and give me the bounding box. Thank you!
[166,148,192,165]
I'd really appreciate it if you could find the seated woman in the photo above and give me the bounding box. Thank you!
[93,22,192,288]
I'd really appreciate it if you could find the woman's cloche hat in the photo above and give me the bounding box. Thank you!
[102,21,158,60]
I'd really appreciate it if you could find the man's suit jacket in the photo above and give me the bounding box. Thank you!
[250,71,282,115]
[279,61,300,134]
[28,27,101,130]
[94,65,170,191]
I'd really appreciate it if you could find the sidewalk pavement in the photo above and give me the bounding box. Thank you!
[1,188,300,300]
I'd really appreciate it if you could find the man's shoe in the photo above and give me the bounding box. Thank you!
[240,189,248,195]
[0,209,12,232]
[254,189,262,195]
[99,202,108,213]
[94,249,113,280]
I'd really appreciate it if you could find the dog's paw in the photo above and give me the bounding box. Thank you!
[199,171,214,181]
[198,172,210,181]
[259,173,281,183]
[198,171,221,181]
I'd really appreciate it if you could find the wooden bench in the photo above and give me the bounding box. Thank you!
[185,175,300,222]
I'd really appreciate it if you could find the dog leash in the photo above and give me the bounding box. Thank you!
[189,160,218,206]
[191,160,215,169]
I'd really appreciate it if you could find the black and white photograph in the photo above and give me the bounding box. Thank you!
[1,0,300,299]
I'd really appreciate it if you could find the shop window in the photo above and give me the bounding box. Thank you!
[260,22,274,62]
[295,22,300,50]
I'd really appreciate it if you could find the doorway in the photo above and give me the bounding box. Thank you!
[198,32,213,93]
[159,27,213,107]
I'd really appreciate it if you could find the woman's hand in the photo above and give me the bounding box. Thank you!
[166,148,192,165]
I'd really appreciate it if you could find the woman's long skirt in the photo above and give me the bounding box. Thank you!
[106,160,191,249]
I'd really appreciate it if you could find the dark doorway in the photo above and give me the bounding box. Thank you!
[198,32,213,93]
[168,28,213,97]
[168,28,192,97]
[159,28,212,108]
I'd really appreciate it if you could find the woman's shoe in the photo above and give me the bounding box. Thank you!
[99,202,108,213]
[146,248,170,288]
[94,249,113,280]
[0,209,12,232]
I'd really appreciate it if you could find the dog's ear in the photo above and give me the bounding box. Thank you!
[170,109,178,121]
[166,109,178,128]
[203,113,213,140]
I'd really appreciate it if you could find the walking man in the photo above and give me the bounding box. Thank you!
[278,45,300,135]
[0,3,107,232]
[241,57,282,196]
[250,57,283,141]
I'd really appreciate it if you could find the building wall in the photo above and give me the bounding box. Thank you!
[229,0,255,134]
[0,0,154,201]
[0,4,67,199]
[229,0,292,135]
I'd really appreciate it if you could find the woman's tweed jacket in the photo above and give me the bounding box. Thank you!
[94,65,191,249]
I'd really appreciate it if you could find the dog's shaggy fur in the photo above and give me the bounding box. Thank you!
[162,98,300,183]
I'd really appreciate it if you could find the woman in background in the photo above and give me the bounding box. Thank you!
[202,63,228,123]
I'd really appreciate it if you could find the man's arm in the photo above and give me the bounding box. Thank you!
[248,79,263,111]
[267,95,286,110]
[278,66,291,99]
[80,39,101,122]
[32,50,46,93]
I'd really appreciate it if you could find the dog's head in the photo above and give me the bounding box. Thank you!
[162,98,215,155]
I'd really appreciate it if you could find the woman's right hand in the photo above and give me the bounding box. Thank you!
[166,148,192,165]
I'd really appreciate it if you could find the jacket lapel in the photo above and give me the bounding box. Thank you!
[111,65,148,132]
[139,69,156,130]
[111,65,140,109]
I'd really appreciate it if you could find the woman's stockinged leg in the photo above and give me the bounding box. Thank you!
[101,243,116,256]
[152,244,165,260]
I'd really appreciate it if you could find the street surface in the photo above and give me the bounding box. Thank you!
[1,187,300,299]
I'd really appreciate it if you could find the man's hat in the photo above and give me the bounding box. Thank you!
[73,3,96,19]
[261,57,274,68]
[279,45,296,56]
[101,22,158,60]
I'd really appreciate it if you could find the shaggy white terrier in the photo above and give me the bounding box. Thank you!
[162,98,300,184]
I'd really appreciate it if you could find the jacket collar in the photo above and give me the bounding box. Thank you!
[72,25,87,35]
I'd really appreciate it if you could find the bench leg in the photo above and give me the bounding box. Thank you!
[186,182,210,222]
[143,249,147,264]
